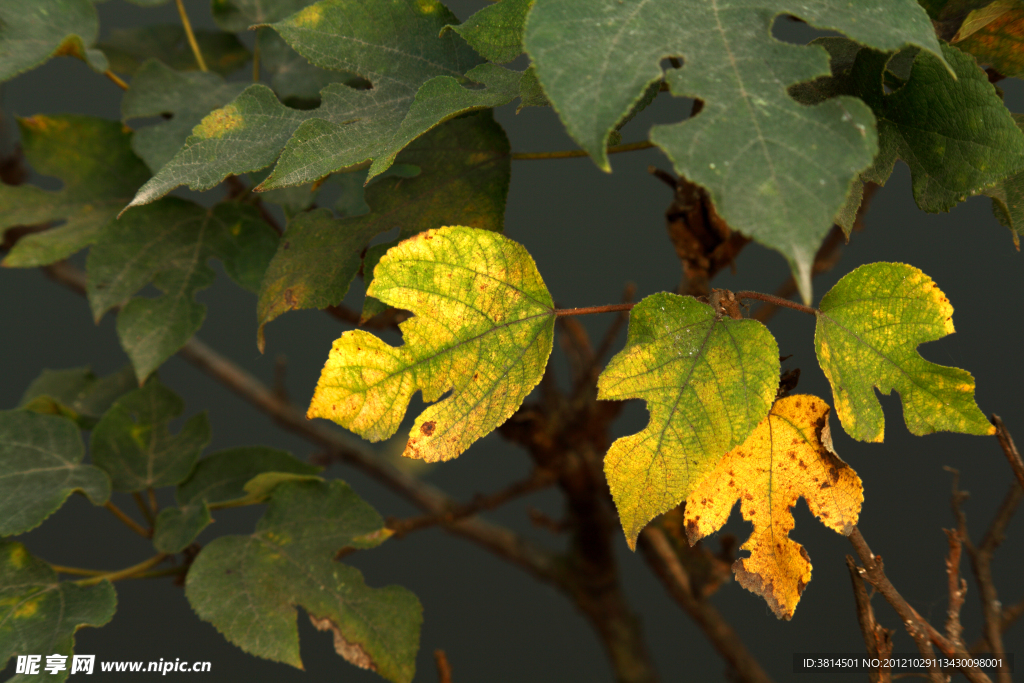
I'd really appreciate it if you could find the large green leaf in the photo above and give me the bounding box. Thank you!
[0,0,107,82]
[308,226,554,463]
[597,293,780,548]
[986,114,1024,243]
[0,542,116,682]
[445,0,533,64]
[18,365,136,430]
[124,0,530,209]
[0,411,110,537]
[257,112,511,349]
[0,115,150,268]
[122,59,248,172]
[86,199,277,379]
[525,0,945,302]
[99,25,249,76]
[815,262,994,442]
[185,480,421,683]
[176,446,320,506]
[90,378,210,492]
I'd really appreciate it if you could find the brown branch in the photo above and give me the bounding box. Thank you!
[845,555,893,683]
[639,528,775,683]
[991,415,1024,492]
[555,303,635,317]
[848,528,992,683]
[943,529,968,650]
[434,650,453,683]
[733,291,818,316]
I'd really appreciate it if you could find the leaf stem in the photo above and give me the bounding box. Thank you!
[555,303,634,317]
[50,564,107,577]
[734,290,818,316]
[104,500,151,539]
[175,0,208,72]
[103,70,129,91]
[75,554,169,587]
[512,140,654,161]
[132,491,156,527]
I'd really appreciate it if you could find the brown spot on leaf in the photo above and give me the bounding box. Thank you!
[420,421,436,436]
[309,614,376,672]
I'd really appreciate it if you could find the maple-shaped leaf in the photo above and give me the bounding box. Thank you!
[0,542,116,681]
[952,0,1024,78]
[597,293,780,548]
[0,115,150,268]
[122,59,248,172]
[444,0,533,64]
[99,25,249,77]
[0,0,108,82]
[684,395,863,619]
[308,226,554,463]
[87,199,278,379]
[525,0,944,302]
[90,377,210,492]
[0,410,110,536]
[18,365,136,430]
[815,262,994,442]
[257,112,510,349]
[185,480,421,683]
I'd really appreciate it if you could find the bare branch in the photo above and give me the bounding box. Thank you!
[992,415,1024,492]
[845,555,893,683]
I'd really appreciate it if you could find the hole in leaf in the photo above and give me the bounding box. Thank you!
[770,14,841,45]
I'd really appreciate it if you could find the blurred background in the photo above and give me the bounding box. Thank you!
[1,1,1021,681]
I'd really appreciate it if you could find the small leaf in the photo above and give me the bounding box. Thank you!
[257,113,510,349]
[185,480,421,683]
[0,115,150,268]
[954,1,1024,77]
[98,25,249,76]
[18,365,136,430]
[684,395,863,619]
[0,0,106,82]
[815,262,994,442]
[597,293,780,548]
[176,446,320,506]
[90,378,210,492]
[308,226,555,463]
[152,502,211,554]
[445,0,533,64]
[122,59,248,172]
[0,411,110,536]
[0,542,116,679]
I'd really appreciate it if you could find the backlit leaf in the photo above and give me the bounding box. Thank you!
[90,378,210,492]
[0,542,116,681]
[525,0,944,302]
[954,1,1024,77]
[176,446,320,506]
[122,59,248,172]
[815,262,994,442]
[597,292,780,548]
[0,0,107,82]
[684,395,863,619]
[445,0,533,64]
[0,411,110,536]
[0,115,150,268]
[185,480,421,683]
[18,365,136,430]
[308,226,554,463]
[257,112,510,349]
[99,25,249,76]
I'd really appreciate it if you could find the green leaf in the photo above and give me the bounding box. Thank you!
[260,30,361,106]
[815,262,995,442]
[176,446,320,506]
[152,502,211,554]
[185,480,421,683]
[308,226,554,463]
[0,0,107,83]
[18,365,137,430]
[122,59,248,172]
[211,0,318,32]
[597,293,780,548]
[0,542,116,681]
[985,115,1024,244]
[525,0,945,303]
[86,200,277,379]
[0,115,150,268]
[90,378,210,492]
[257,112,510,349]
[0,411,110,536]
[124,0,499,208]
[445,0,533,64]
[99,25,249,76]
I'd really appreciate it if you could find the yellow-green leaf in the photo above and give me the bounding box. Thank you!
[815,262,994,442]
[685,395,863,619]
[308,226,555,463]
[597,292,780,549]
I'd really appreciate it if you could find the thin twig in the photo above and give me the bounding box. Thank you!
[555,303,634,317]
[991,415,1024,492]
[132,491,156,528]
[50,564,107,577]
[75,554,169,587]
[845,555,892,683]
[638,528,775,683]
[511,140,654,160]
[174,0,208,72]
[103,501,151,539]
[733,291,818,316]
[103,70,129,90]
[572,283,636,399]
[434,650,453,683]
[943,529,968,649]
[147,487,158,516]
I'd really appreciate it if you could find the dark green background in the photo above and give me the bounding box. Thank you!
[2,1,1021,681]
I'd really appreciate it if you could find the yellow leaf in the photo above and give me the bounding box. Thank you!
[684,395,863,620]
